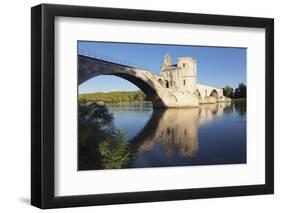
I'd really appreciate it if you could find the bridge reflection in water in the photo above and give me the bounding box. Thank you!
[129,102,234,165]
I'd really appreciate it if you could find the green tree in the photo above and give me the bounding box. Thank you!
[99,130,132,169]
[223,85,234,98]
[78,100,133,170]
[234,83,247,99]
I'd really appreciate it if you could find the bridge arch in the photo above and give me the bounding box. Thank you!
[79,55,165,107]
[210,89,219,100]
[196,89,202,98]
[196,89,203,103]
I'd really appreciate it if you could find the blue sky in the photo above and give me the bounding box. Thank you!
[78,41,246,94]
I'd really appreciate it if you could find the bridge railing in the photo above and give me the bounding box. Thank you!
[78,48,151,71]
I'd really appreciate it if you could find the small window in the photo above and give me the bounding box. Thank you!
[183,63,185,67]
[183,79,186,85]
[165,80,169,88]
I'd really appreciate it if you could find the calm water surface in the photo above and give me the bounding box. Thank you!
[106,101,246,168]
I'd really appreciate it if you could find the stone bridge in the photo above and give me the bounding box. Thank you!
[79,54,230,108]
[197,84,225,104]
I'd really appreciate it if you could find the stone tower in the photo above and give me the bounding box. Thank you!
[161,54,172,72]
[176,57,197,94]
[160,54,197,94]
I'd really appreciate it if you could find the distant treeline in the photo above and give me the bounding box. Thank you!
[80,83,246,103]
[79,91,149,103]
[223,83,246,99]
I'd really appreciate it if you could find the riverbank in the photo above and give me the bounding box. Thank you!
[231,98,246,101]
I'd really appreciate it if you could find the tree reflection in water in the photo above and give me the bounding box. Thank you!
[233,100,246,116]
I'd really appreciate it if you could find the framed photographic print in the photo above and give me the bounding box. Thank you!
[31,3,274,209]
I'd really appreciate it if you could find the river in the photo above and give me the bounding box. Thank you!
[78,101,246,170]
[104,101,246,168]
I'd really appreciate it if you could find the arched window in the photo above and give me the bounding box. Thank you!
[183,79,186,85]
[165,80,169,88]
[158,79,163,86]
[196,90,201,98]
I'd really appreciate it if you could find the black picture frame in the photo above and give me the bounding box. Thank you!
[31,3,274,209]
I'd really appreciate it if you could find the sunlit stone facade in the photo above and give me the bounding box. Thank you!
[158,54,231,105]
[160,54,197,94]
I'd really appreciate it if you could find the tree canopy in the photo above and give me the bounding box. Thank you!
[223,83,246,99]
[78,100,133,170]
